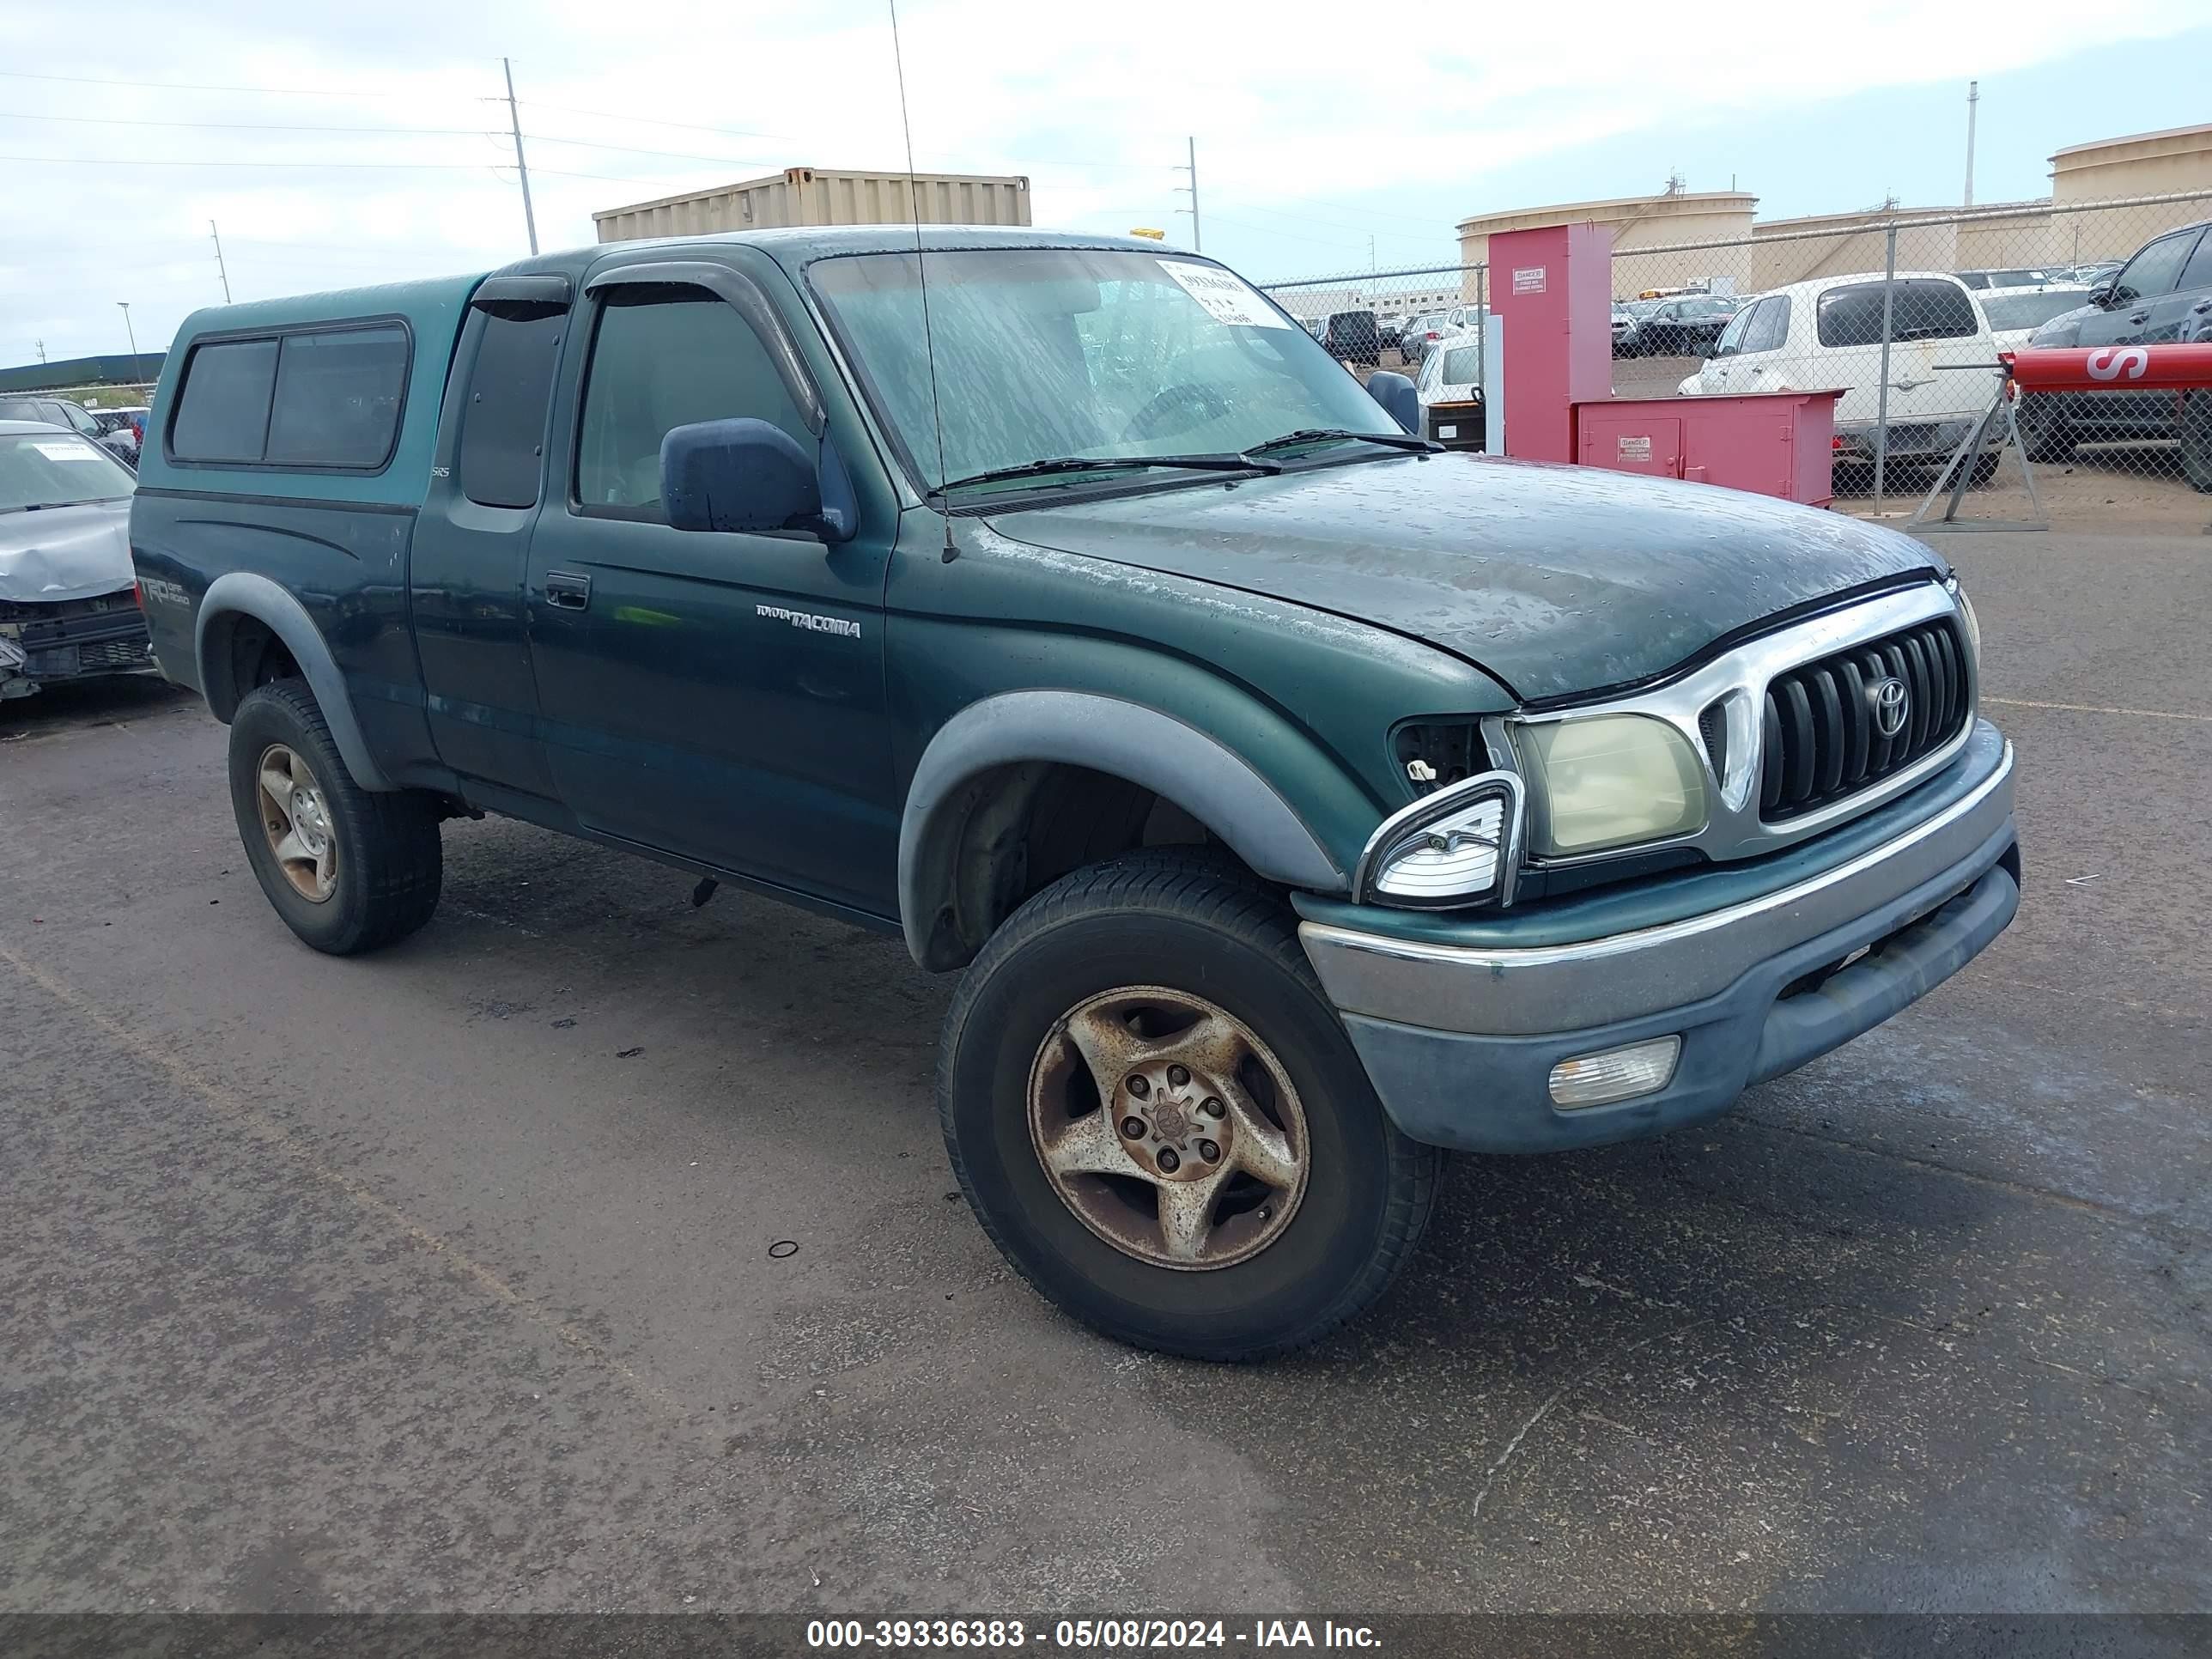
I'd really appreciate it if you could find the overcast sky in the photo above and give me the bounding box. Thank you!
[6,0,2209,367]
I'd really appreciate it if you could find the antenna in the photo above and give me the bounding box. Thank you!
[886,0,957,561]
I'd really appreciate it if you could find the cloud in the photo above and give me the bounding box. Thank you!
[3,0,2203,361]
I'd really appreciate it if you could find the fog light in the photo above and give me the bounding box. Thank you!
[1548,1036,1681,1109]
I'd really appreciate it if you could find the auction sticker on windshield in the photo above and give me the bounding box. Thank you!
[32,441,103,461]
[1157,259,1291,328]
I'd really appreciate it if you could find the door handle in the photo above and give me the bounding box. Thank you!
[544,572,592,611]
[2193,301,2211,313]
[2128,311,2150,325]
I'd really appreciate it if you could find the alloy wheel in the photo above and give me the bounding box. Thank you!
[1026,985,1310,1270]
[254,743,339,903]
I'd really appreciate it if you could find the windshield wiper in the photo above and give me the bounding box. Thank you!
[3,501,82,514]
[933,452,1283,496]
[1247,428,1440,457]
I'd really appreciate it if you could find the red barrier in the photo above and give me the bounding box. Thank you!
[2002,343,2212,394]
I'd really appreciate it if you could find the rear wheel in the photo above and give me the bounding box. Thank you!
[228,679,443,955]
[2182,389,2212,494]
[2015,395,2075,464]
[937,851,1439,1360]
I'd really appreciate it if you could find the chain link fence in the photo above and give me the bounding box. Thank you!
[1260,191,2212,520]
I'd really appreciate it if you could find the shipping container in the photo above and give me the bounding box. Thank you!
[593,167,1031,244]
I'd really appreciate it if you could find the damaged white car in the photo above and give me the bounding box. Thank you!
[2,419,154,700]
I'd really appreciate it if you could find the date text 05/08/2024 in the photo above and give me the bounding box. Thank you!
[805,1620,1382,1650]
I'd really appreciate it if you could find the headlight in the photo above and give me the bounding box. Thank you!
[1946,575,1980,665]
[1517,714,1708,856]
[1358,773,1523,908]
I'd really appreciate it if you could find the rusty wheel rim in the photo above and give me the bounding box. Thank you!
[254,743,338,904]
[1026,986,1310,1271]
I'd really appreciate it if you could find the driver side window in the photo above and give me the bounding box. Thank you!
[1741,295,1790,354]
[575,285,806,520]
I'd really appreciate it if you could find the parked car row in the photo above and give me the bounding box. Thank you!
[1296,303,1490,368]
[2021,217,2212,483]
[0,418,155,700]
[1608,294,1751,358]
[1667,220,2212,490]
[0,395,142,466]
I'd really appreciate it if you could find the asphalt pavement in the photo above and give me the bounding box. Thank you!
[3,527,2208,1619]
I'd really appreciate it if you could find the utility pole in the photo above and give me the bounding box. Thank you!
[1964,80,1978,208]
[1174,136,1200,252]
[502,57,539,255]
[210,219,233,303]
[117,301,139,362]
[34,339,46,363]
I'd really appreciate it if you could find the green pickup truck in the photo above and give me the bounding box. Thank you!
[131,228,2018,1359]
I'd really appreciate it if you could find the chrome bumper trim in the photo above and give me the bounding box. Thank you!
[1300,738,2014,1036]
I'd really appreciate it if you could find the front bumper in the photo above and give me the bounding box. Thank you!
[0,590,154,695]
[1299,725,2018,1153]
[1834,416,1996,463]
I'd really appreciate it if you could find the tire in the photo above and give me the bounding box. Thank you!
[228,678,444,956]
[1968,453,2001,487]
[937,849,1440,1361]
[2016,396,2075,464]
[2183,389,2212,494]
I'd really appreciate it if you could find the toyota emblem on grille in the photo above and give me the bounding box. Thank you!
[1869,676,1910,738]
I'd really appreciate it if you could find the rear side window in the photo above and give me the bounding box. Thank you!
[170,338,279,462]
[265,326,409,466]
[2113,230,2200,302]
[457,310,568,509]
[171,324,408,467]
[1436,344,1481,386]
[2178,232,2212,295]
[1816,279,1976,348]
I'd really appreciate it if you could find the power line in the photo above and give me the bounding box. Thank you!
[517,98,799,144]
[522,132,773,167]
[1200,211,1366,252]
[0,152,515,171]
[511,165,686,186]
[227,235,489,253]
[0,109,497,137]
[0,66,425,98]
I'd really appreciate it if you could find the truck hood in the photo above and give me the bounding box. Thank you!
[984,452,1943,702]
[0,496,136,604]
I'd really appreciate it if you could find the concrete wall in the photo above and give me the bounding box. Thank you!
[2049,123,2212,264]
[1442,125,2211,301]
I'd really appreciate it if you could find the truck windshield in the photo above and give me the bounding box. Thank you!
[809,247,1402,493]
[0,431,137,512]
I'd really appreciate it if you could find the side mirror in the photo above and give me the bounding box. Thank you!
[1366,371,1421,434]
[2090,283,2118,310]
[661,417,839,538]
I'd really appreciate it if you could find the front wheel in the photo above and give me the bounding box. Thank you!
[937,851,1440,1360]
[228,679,444,955]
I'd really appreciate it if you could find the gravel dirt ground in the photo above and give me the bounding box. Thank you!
[2,528,2208,1620]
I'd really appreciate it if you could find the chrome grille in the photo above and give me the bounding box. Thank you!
[1760,617,1970,821]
